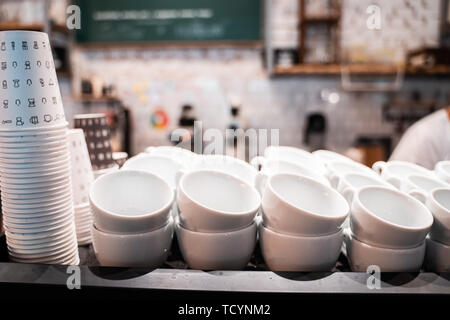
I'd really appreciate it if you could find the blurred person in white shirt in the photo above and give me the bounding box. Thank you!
[390,107,450,169]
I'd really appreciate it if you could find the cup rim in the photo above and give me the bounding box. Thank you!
[267,172,349,220]
[90,169,174,221]
[382,160,432,175]
[407,174,448,190]
[435,161,450,177]
[92,216,173,238]
[341,172,390,189]
[429,188,450,214]
[0,122,68,133]
[178,169,261,217]
[261,222,343,240]
[346,228,426,252]
[355,185,434,231]
[176,218,256,236]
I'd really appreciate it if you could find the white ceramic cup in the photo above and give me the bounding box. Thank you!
[262,146,327,175]
[259,223,343,271]
[372,160,433,189]
[425,188,450,245]
[251,157,330,194]
[337,172,393,204]
[145,146,198,169]
[326,160,379,188]
[261,173,348,236]
[122,154,184,190]
[179,154,257,187]
[175,219,256,270]
[92,218,173,268]
[350,186,434,249]
[90,170,174,234]
[435,161,450,184]
[312,149,354,164]
[400,174,449,204]
[344,229,426,272]
[425,236,450,273]
[177,170,261,232]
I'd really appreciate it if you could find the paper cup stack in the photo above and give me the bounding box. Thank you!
[67,129,95,245]
[0,31,78,265]
[74,113,118,179]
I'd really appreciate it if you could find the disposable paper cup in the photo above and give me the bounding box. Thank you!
[74,113,115,170]
[6,224,75,246]
[4,218,75,240]
[0,154,69,168]
[4,206,73,224]
[0,144,68,157]
[0,164,69,179]
[0,183,71,198]
[2,200,73,216]
[0,31,67,131]
[68,128,94,206]
[2,193,72,209]
[5,213,74,233]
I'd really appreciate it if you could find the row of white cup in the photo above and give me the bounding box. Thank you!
[88,145,450,272]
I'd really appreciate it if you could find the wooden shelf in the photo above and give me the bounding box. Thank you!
[274,64,450,76]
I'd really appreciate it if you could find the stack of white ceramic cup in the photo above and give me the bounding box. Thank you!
[423,188,450,272]
[345,186,434,272]
[176,169,261,270]
[0,30,78,265]
[258,173,349,271]
[90,170,174,267]
[67,129,95,245]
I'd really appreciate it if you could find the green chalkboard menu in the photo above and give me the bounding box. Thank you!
[75,0,262,44]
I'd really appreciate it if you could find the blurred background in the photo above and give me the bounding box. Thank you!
[1,0,449,166]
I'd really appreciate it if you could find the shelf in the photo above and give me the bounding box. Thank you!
[302,15,340,24]
[274,64,450,76]
[0,21,68,33]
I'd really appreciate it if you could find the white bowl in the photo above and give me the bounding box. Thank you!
[434,161,450,184]
[263,146,327,175]
[425,236,450,273]
[259,223,343,271]
[176,219,256,270]
[177,170,261,232]
[122,154,184,189]
[92,218,173,268]
[350,186,434,249]
[426,188,450,245]
[261,173,348,236]
[344,229,425,272]
[90,170,173,234]
[372,160,433,189]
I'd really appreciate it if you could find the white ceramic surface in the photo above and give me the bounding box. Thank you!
[337,172,393,204]
[251,157,330,194]
[259,223,343,271]
[312,150,355,164]
[90,170,173,234]
[261,173,348,236]
[177,170,260,232]
[326,160,379,188]
[350,186,433,249]
[426,188,450,245]
[425,236,450,273]
[435,161,450,184]
[92,218,173,268]
[176,219,256,270]
[145,146,198,169]
[122,154,184,189]
[372,160,433,189]
[262,146,327,175]
[400,174,449,204]
[344,229,426,272]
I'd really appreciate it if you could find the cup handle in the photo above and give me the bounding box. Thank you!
[372,161,386,175]
[175,168,187,187]
[341,187,355,205]
[327,171,341,189]
[408,189,427,204]
[250,156,267,171]
[254,172,269,195]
